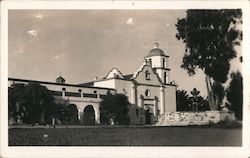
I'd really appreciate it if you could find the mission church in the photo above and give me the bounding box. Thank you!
[8,43,177,125]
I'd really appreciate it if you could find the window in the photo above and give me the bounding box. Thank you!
[78,89,82,92]
[163,58,165,68]
[62,88,66,91]
[94,90,97,94]
[148,58,152,66]
[145,70,150,80]
[164,72,167,84]
[145,89,151,98]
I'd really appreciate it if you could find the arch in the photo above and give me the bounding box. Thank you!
[83,105,96,125]
[148,58,152,66]
[145,70,151,80]
[145,109,152,124]
[66,104,79,124]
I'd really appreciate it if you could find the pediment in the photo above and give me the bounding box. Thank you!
[105,68,124,79]
[133,65,162,85]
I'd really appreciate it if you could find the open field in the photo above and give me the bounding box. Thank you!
[9,126,242,146]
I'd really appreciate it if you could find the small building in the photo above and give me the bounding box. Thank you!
[8,43,177,125]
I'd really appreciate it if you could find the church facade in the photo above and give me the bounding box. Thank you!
[8,43,177,125]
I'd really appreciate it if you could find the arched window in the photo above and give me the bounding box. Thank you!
[164,72,167,84]
[148,58,152,66]
[163,58,165,68]
[145,70,150,80]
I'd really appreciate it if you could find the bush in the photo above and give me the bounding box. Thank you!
[208,119,241,129]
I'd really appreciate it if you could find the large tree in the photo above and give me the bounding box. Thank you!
[100,92,130,125]
[8,83,26,122]
[176,9,242,110]
[226,71,243,120]
[23,82,55,124]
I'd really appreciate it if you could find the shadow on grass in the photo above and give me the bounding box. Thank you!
[8,123,242,146]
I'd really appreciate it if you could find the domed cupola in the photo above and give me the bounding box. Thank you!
[56,74,65,84]
[144,43,170,84]
[146,42,166,58]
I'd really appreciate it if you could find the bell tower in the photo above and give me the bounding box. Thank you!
[145,43,170,84]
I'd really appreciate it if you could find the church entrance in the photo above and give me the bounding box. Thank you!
[83,105,95,125]
[145,107,153,125]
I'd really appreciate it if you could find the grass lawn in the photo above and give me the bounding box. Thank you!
[8,126,242,146]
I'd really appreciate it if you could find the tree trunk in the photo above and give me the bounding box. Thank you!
[205,75,217,110]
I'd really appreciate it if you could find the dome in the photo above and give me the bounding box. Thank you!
[145,43,166,58]
[56,75,65,84]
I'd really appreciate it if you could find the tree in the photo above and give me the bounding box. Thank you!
[211,81,225,110]
[176,9,242,110]
[100,92,130,125]
[176,89,191,111]
[8,83,26,123]
[226,71,243,120]
[23,82,55,124]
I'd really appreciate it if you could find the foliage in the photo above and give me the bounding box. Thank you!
[207,118,242,129]
[176,88,209,111]
[226,71,243,120]
[176,9,242,110]
[100,92,131,125]
[23,82,55,125]
[176,89,191,111]
[9,82,59,125]
[8,83,26,122]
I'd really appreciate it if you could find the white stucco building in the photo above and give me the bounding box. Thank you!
[8,43,177,125]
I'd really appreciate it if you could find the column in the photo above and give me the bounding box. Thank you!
[139,95,144,124]
[160,85,165,114]
[130,82,137,124]
[131,82,136,104]
[77,107,83,124]
[154,96,158,122]
[95,107,100,124]
[154,96,158,115]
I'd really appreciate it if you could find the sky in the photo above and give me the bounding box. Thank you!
[8,10,242,96]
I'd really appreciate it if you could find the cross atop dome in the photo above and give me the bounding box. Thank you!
[153,42,159,49]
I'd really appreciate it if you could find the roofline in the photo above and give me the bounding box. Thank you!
[93,76,133,83]
[8,77,115,90]
[145,54,169,58]
[153,67,171,71]
[137,82,177,87]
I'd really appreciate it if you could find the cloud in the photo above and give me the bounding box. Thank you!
[126,17,135,25]
[34,13,43,19]
[51,54,65,61]
[27,29,38,36]
[18,48,25,54]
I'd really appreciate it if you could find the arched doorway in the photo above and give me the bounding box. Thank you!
[145,107,153,125]
[83,105,95,125]
[66,104,79,124]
